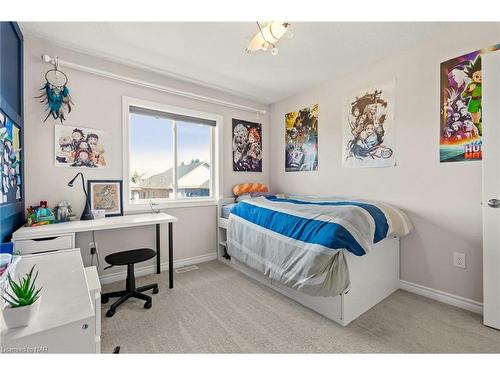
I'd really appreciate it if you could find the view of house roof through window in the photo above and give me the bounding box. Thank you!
[129,111,212,201]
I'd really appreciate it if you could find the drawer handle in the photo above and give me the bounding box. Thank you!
[32,237,58,241]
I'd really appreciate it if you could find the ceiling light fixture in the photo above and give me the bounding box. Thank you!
[246,22,291,56]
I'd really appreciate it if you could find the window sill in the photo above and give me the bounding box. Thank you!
[124,198,218,212]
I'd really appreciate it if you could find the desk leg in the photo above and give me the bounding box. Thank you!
[156,224,161,274]
[168,222,174,288]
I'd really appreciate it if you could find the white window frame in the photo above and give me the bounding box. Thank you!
[122,96,222,211]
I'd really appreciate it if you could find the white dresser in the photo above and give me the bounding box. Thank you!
[0,249,101,353]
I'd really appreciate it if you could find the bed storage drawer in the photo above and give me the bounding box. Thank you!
[14,234,75,254]
[229,258,343,323]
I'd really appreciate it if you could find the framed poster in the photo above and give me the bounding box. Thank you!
[342,80,396,168]
[55,124,107,168]
[88,180,123,217]
[232,119,262,172]
[285,104,318,172]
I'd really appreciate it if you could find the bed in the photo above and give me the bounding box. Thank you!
[218,196,412,326]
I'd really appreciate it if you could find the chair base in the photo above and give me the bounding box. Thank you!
[102,283,159,317]
[102,260,159,317]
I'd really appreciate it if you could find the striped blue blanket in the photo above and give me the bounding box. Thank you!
[227,196,412,296]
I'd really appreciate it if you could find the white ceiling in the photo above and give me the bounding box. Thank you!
[20,22,456,104]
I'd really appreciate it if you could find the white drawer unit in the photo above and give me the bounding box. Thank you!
[14,234,75,255]
[1,249,98,353]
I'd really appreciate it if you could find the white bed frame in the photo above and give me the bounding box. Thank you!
[217,199,400,326]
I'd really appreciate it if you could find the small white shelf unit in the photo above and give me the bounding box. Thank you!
[217,198,233,261]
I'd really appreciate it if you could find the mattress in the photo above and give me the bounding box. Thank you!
[222,203,237,219]
[227,196,412,296]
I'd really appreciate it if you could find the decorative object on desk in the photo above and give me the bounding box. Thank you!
[149,200,160,214]
[232,119,262,172]
[55,200,72,222]
[0,108,22,204]
[25,202,56,226]
[88,180,123,217]
[54,124,107,168]
[1,265,42,329]
[36,56,73,123]
[68,172,94,220]
[34,201,56,224]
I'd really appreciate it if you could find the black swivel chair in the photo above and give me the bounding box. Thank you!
[101,248,159,317]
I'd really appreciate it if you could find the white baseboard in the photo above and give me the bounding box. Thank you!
[99,252,217,285]
[400,280,483,315]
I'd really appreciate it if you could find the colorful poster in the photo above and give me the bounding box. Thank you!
[285,104,318,172]
[342,81,396,168]
[55,125,107,168]
[232,119,262,172]
[440,44,500,162]
[0,110,22,204]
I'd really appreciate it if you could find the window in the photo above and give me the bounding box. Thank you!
[124,98,219,208]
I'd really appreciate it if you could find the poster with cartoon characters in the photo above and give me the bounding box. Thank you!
[342,81,395,168]
[232,119,262,172]
[285,104,318,172]
[0,109,22,204]
[439,44,500,162]
[440,50,486,162]
[55,125,107,168]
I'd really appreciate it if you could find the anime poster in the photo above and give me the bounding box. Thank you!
[54,124,107,168]
[232,119,262,172]
[285,104,318,172]
[440,44,500,162]
[0,110,22,204]
[440,51,484,162]
[342,81,395,168]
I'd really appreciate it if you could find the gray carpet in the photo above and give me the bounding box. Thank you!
[100,260,500,353]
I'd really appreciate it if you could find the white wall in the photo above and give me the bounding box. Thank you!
[269,23,500,303]
[23,36,269,278]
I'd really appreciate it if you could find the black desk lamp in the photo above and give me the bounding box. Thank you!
[68,172,94,221]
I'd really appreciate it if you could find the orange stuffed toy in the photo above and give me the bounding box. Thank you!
[233,183,268,196]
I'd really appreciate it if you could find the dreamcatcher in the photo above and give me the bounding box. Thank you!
[36,56,73,123]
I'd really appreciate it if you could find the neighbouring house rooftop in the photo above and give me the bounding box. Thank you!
[132,160,210,191]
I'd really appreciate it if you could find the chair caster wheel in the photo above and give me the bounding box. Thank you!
[144,301,152,309]
[106,309,115,317]
[101,296,109,304]
[152,287,159,294]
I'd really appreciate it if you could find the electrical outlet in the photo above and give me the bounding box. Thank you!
[89,241,97,255]
[453,252,466,269]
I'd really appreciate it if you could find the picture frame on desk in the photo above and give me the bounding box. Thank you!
[87,180,123,217]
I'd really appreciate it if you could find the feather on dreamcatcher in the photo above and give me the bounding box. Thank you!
[36,57,73,123]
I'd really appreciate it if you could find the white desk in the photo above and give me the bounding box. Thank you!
[12,213,178,288]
